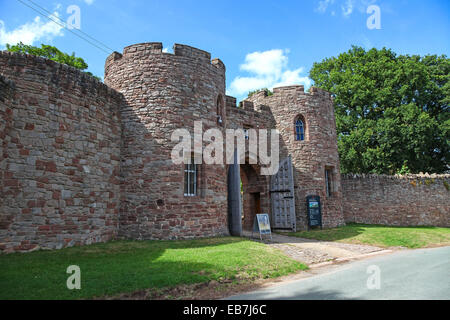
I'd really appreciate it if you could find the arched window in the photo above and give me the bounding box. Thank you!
[295,118,305,141]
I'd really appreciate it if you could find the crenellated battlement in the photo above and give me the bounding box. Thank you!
[173,43,211,61]
[235,84,333,118]
[239,100,255,111]
[105,42,225,72]
[258,85,331,99]
[272,85,305,95]
[124,42,163,55]
[0,51,123,102]
[308,86,333,97]
[211,58,226,71]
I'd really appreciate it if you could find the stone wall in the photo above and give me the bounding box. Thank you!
[247,86,345,230]
[342,174,450,227]
[5,41,446,254]
[105,43,229,240]
[225,97,275,230]
[0,51,123,252]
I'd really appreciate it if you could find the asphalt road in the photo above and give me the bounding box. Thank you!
[227,246,450,300]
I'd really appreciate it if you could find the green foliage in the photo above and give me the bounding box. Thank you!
[248,88,273,98]
[6,42,100,80]
[310,46,450,174]
[286,224,450,249]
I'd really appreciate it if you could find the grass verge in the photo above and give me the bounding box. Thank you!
[0,237,306,300]
[285,224,450,249]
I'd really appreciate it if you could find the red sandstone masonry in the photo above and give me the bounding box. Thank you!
[105,43,229,240]
[1,44,346,252]
[246,86,345,230]
[0,76,15,242]
[0,51,123,252]
[225,97,274,230]
[342,174,450,227]
[5,42,447,253]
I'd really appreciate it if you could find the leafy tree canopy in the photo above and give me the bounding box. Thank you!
[6,42,100,80]
[310,46,449,175]
[248,88,273,98]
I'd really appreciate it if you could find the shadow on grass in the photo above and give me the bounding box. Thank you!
[283,223,449,247]
[283,224,367,242]
[0,236,303,300]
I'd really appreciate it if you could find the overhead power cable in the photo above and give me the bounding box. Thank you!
[15,0,114,55]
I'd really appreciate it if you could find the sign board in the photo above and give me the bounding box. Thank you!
[252,214,272,240]
[306,195,322,229]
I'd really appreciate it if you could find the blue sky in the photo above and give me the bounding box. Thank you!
[1,0,449,101]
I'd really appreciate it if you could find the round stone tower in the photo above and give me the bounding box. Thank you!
[105,42,228,240]
[247,85,345,230]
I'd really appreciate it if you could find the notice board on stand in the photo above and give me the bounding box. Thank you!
[252,214,272,240]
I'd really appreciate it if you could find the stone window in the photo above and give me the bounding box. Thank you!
[325,167,334,197]
[243,125,253,140]
[184,154,198,197]
[295,116,306,141]
[216,94,224,126]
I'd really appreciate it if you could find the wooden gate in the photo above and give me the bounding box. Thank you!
[270,156,296,231]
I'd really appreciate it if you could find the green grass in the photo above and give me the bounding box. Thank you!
[0,237,306,300]
[285,224,450,249]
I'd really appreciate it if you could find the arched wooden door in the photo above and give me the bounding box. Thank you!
[270,156,296,231]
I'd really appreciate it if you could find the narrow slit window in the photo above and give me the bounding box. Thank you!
[325,168,333,197]
[184,155,197,197]
[217,95,224,126]
[244,126,253,140]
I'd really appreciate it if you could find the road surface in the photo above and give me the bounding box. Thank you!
[227,246,450,300]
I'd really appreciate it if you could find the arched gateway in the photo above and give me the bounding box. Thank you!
[227,155,296,235]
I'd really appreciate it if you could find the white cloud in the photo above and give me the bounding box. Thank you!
[84,0,94,5]
[227,49,312,99]
[316,0,379,17]
[273,68,312,89]
[341,0,354,17]
[316,0,335,13]
[0,12,64,47]
[240,49,288,78]
[358,0,378,13]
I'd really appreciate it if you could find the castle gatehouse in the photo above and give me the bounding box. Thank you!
[0,42,350,252]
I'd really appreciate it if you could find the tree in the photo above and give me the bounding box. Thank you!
[247,88,273,98]
[6,42,100,80]
[310,46,449,174]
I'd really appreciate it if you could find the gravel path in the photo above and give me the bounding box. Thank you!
[270,243,334,264]
[244,232,385,265]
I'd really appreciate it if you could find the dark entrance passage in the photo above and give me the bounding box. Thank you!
[227,151,271,235]
[252,193,262,216]
[240,163,269,231]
